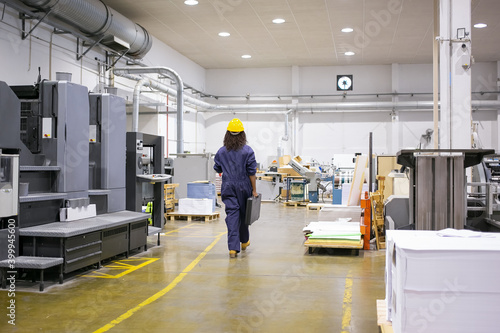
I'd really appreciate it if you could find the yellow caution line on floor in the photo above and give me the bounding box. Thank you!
[161,223,196,235]
[82,258,159,279]
[92,232,226,333]
[341,271,353,333]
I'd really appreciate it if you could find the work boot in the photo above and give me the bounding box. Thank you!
[229,250,237,258]
[241,241,250,251]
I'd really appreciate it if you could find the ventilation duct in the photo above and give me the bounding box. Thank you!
[11,0,152,58]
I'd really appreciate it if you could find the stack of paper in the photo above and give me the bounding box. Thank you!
[318,205,362,222]
[303,221,362,246]
[386,230,500,333]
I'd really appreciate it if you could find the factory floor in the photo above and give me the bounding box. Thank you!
[1,202,386,333]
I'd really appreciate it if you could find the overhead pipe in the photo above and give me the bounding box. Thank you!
[114,66,186,154]
[7,0,152,58]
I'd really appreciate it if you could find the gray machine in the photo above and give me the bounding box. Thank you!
[172,153,215,199]
[397,149,494,230]
[89,93,127,214]
[126,132,168,230]
[0,79,149,279]
[10,80,90,227]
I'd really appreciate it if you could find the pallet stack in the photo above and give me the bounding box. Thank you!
[164,183,179,212]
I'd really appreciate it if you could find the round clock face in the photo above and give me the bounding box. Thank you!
[337,76,352,90]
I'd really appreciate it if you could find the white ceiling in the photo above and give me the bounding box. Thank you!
[102,0,500,69]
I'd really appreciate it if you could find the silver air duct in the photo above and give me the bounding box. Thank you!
[14,0,152,58]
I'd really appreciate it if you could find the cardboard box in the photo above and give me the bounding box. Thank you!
[386,230,500,333]
[278,166,301,177]
[178,198,214,215]
[279,155,291,167]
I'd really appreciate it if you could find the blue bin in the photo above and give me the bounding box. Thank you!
[332,188,342,205]
[187,182,216,211]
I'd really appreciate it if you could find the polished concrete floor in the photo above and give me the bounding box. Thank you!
[1,203,386,333]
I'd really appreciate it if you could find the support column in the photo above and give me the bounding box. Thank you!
[291,65,300,156]
[439,0,472,149]
[391,63,400,154]
[497,61,500,151]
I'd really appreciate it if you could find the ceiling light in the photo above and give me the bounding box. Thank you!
[241,55,252,59]
[341,27,354,33]
[474,23,487,29]
[184,0,198,5]
[345,51,355,56]
[218,32,230,37]
[272,18,286,24]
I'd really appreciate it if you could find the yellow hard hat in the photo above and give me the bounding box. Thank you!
[227,118,244,132]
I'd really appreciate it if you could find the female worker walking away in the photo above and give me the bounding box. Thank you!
[214,118,258,258]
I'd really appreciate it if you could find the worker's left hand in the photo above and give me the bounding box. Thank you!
[252,191,259,197]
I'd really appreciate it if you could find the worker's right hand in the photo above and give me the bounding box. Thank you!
[252,191,259,197]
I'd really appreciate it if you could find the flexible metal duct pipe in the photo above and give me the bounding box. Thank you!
[15,0,152,58]
[114,67,185,154]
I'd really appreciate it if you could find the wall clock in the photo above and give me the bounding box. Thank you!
[337,75,353,91]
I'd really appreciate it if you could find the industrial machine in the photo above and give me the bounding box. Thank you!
[467,155,500,232]
[172,153,216,199]
[0,150,20,261]
[0,78,150,282]
[287,157,326,203]
[397,149,494,231]
[126,132,168,231]
[88,93,127,214]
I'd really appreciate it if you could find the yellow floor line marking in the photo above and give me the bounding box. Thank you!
[341,271,353,333]
[92,233,226,333]
[82,258,158,279]
[161,223,196,235]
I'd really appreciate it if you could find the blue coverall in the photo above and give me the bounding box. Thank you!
[214,145,257,252]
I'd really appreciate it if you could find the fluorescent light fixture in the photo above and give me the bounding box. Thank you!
[341,27,354,33]
[474,23,487,29]
[184,0,198,5]
[241,54,252,59]
[218,32,230,37]
[272,18,286,24]
[345,51,355,56]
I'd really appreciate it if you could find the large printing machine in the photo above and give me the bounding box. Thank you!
[0,78,163,285]
[384,149,500,233]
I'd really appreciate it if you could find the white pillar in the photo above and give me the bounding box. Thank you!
[291,65,300,156]
[391,63,401,154]
[439,0,472,149]
[497,61,500,151]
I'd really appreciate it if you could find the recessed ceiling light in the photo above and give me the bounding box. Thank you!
[241,55,252,59]
[218,32,230,37]
[345,51,355,56]
[272,18,286,24]
[184,0,198,5]
[474,23,487,29]
[341,27,354,33]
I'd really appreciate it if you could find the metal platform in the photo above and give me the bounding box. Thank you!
[0,256,64,292]
[19,211,150,238]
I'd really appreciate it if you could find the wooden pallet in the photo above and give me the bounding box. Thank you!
[164,184,179,213]
[283,201,309,207]
[165,212,220,222]
[306,203,326,211]
[376,300,394,333]
[304,238,363,254]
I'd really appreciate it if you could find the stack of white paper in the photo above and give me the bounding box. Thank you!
[386,230,500,333]
[178,198,214,215]
[303,221,361,240]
